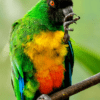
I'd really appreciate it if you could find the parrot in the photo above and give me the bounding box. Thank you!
[10,0,80,100]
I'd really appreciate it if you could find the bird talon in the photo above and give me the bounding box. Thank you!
[73,20,77,24]
[63,20,75,28]
[63,14,80,33]
[66,28,74,31]
[64,13,76,22]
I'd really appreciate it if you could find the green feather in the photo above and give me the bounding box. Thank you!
[24,80,39,99]
[11,72,21,100]
[12,62,19,79]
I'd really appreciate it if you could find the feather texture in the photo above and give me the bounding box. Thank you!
[10,0,74,100]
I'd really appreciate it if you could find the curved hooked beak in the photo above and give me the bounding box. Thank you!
[62,6,73,17]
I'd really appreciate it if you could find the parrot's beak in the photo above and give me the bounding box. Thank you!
[62,6,73,15]
[62,6,73,21]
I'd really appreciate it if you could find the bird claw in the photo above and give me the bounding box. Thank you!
[37,94,51,100]
[63,13,80,44]
[63,15,80,28]
[66,28,74,31]
[63,12,80,28]
[64,13,76,22]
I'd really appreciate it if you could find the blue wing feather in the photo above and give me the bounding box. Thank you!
[18,76,24,100]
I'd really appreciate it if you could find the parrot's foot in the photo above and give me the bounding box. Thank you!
[63,13,80,31]
[36,94,51,100]
[63,13,80,43]
[64,13,76,23]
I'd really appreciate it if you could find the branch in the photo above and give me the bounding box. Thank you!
[50,73,100,100]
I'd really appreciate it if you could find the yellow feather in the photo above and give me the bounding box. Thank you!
[24,31,68,72]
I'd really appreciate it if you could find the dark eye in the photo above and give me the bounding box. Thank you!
[50,1,55,7]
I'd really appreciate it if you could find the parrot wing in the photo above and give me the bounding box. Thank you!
[62,41,74,100]
[10,18,40,100]
[10,19,24,100]
[65,41,74,86]
[62,40,74,87]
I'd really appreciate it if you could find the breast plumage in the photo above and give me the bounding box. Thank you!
[23,30,68,94]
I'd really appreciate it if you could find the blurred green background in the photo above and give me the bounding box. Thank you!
[0,0,100,100]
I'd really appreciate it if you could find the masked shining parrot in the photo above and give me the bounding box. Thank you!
[10,0,80,100]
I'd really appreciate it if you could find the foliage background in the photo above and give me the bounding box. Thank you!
[0,0,100,100]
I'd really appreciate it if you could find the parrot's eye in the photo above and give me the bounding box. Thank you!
[50,1,55,7]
